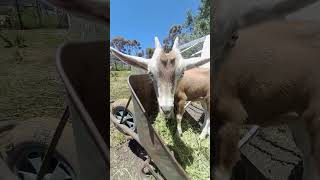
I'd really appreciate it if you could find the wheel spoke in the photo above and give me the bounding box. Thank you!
[28,157,42,173]
[117,111,124,116]
[50,163,70,180]
[18,171,37,180]
[116,115,123,120]
[126,121,134,127]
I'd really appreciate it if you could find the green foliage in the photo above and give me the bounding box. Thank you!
[163,0,210,56]
[145,47,155,58]
[111,36,142,55]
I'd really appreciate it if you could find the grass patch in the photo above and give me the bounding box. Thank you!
[110,70,131,147]
[0,29,81,123]
[110,123,127,148]
[110,70,131,101]
[153,113,210,180]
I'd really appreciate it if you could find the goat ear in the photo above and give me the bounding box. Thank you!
[182,57,210,70]
[172,37,179,50]
[110,47,149,70]
[154,37,161,49]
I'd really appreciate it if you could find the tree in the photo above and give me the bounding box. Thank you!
[110,36,142,70]
[145,48,154,58]
[111,36,141,55]
[162,0,210,57]
[163,25,182,52]
[162,0,209,55]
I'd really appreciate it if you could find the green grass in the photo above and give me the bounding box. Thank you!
[110,70,131,101]
[110,70,131,147]
[153,113,210,180]
[110,70,210,179]
[0,29,81,123]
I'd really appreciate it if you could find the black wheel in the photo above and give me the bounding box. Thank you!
[111,99,136,133]
[4,117,78,180]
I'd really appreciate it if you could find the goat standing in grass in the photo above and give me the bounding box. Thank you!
[111,37,211,139]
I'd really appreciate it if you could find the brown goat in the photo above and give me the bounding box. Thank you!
[214,20,320,180]
[174,68,210,139]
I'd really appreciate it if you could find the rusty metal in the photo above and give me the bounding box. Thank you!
[128,74,190,180]
[120,96,132,124]
[56,41,108,180]
[36,106,70,180]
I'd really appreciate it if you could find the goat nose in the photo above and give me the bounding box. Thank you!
[161,106,173,114]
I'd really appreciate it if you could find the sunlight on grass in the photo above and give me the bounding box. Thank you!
[153,113,210,180]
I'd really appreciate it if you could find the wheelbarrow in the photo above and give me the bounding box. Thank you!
[0,41,109,180]
[110,74,190,180]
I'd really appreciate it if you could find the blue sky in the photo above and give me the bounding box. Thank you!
[110,0,200,51]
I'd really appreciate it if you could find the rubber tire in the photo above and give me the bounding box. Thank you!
[111,98,136,133]
[4,117,79,179]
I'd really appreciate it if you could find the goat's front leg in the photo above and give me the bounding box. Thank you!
[200,100,210,139]
[175,94,187,137]
[214,98,247,180]
[199,112,210,139]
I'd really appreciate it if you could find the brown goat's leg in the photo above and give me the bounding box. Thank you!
[176,95,187,137]
[214,98,247,180]
[200,99,210,139]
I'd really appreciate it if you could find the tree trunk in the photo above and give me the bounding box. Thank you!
[15,0,24,29]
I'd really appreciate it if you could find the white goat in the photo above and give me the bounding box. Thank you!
[110,37,211,138]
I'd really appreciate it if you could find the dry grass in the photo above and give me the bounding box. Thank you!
[0,29,80,122]
[153,113,210,180]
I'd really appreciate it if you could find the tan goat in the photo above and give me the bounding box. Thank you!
[174,68,210,139]
[214,20,320,180]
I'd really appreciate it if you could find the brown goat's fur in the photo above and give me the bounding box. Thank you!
[214,20,320,179]
[174,68,210,137]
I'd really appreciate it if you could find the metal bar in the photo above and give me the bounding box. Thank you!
[36,107,70,180]
[110,112,140,143]
[184,101,192,109]
[178,36,207,50]
[120,96,132,124]
[238,125,259,148]
[146,163,165,180]
[142,157,164,180]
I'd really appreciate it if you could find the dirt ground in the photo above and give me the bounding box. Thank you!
[110,70,156,180]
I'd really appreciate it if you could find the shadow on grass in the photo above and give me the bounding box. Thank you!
[165,116,195,169]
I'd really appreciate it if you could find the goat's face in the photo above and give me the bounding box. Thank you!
[147,40,185,117]
[110,37,209,117]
